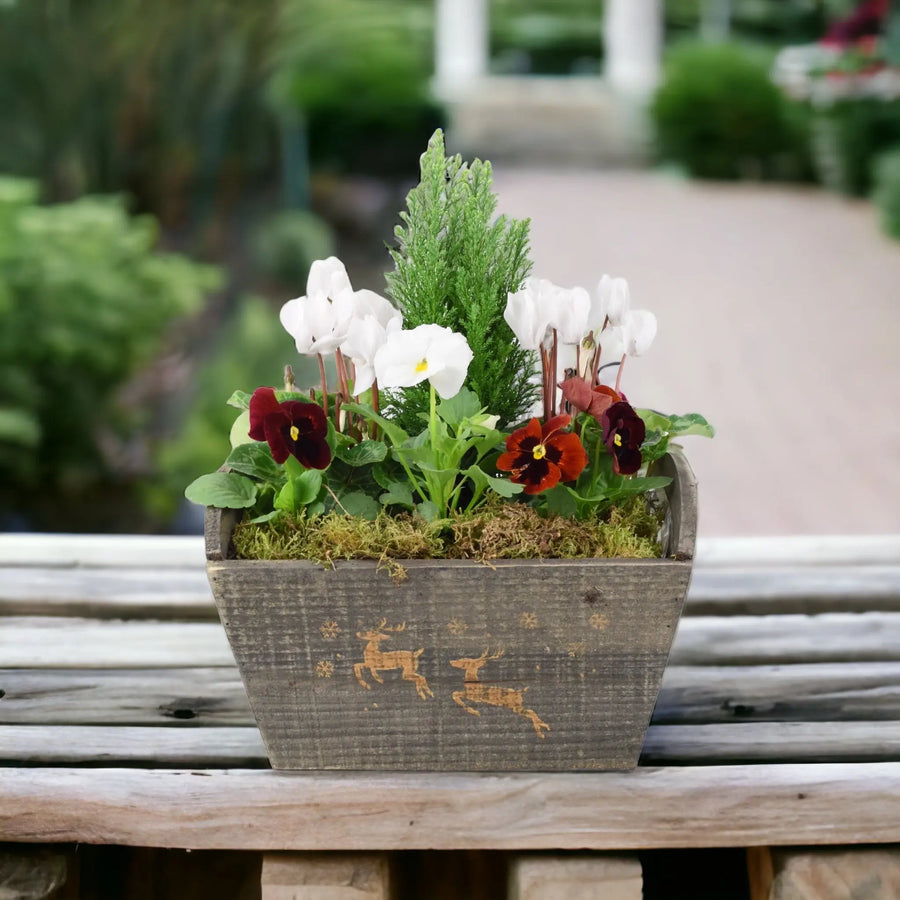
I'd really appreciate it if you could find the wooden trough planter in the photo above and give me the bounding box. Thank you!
[204,449,697,772]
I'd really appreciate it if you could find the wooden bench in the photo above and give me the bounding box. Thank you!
[2,533,899,898]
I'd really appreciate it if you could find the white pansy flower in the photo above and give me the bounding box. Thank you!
[374,324,473,399]
[616,309,657,357]
[591,275,631,331]
[341,314,402,395]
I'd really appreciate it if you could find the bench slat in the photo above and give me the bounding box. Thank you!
[1,763,899,849]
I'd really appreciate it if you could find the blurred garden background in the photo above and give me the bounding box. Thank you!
[1,0,898,536]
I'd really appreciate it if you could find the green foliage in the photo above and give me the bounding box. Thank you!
[386,130,538,429]
[873,146,900,240]
[810,100,900,197]
[0,177,221,528]
[155,296,319,521]
[251,210,335,292]
[0,0,277,217]
[651,42,797,180]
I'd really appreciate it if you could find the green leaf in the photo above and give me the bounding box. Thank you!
[543,484,579,518]
[227,390,252,411]
[379,481,414,508]
[293,469,324,506]
[636,409,672,434]
[336,440,388,467]
[343,402,409,448]
[0,407,40,447]
[606,475,672,502]
[669,413,715,439]
[247,509,282,525]
[225,442,282,482]
[416,500,440,522]
[463,465,524,499]
[229,410,253,448]
[337,491,380,520]
[437,387,482,427]
[184,472,258,509]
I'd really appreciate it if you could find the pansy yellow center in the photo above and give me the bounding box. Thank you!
[415,358,428,373]
[290,425,300,441]
[532,443,547,460]
[613,434,622,447]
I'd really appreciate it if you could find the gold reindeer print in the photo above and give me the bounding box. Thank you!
[519,612,539,629]
[446,617,468,636]
[589,613,610,631]
[566,641,587,658]
[354,620,434,700]
[320,619,342,640]
[450,649,550,738]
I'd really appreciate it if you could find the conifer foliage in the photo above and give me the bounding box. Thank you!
[386,130,537,429]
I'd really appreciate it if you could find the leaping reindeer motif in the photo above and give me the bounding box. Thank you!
[450,649,550,738]
[354,620,433,700]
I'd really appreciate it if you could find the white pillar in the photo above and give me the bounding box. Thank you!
[434,0,489,100]
[603,0,663,98]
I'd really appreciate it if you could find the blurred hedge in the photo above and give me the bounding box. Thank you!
[873,145,900,239]
[650,42,808,180]
[0,177,221,530]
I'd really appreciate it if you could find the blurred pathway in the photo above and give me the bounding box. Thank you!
[493,170,900,537]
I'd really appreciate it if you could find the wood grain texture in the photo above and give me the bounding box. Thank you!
[2,764,900,850]
[260,854,389,900]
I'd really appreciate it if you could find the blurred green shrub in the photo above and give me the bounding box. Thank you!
[0,176,221,530]
[270,0,442,176]
[650,42,800,180]
[153,296,318,522]
[873,146,900,240]
[251,211,335,292]
[809,100,900,197]
[0,0,277,220]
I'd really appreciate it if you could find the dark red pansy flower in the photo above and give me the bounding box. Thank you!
[558,377,623,422]
[496,414,588,495]
[601,401,645,475]
[248,387,331,469]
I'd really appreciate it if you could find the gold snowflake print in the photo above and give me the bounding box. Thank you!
[566,642,587,658]
[519,612,539,629]
[320,620,342,640]
[315,659,334,678]
[446,617,468,636]
[589,613,610,631]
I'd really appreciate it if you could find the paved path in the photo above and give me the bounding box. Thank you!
[493,170,900,537]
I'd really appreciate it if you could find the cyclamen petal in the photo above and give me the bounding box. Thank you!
[619,309,657,357]
[306,256,352,301]
[592,275,631,330]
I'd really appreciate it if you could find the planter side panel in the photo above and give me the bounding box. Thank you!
[208,558,691,771]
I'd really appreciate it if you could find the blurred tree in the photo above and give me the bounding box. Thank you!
[0,177,221,530]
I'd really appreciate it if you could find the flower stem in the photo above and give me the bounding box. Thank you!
[317,354,329,418]
[615,353,626,394]
[428,384,444,512]
[550,329,559,417]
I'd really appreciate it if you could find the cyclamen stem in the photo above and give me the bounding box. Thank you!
[317,354,329,418]
[615,353,626,394]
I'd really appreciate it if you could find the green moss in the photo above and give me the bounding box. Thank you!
[233,496,664,570]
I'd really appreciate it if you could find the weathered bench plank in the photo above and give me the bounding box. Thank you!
[2,764,899,850]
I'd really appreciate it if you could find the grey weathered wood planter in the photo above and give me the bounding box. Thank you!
[205,449,697,771]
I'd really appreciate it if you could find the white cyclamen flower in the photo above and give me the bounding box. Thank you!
[505,277,590,349]
[616,309,658,357]
[591,275,631,331]
[279,257,358,355]
[374,324,473,399]
[341,314,402,395]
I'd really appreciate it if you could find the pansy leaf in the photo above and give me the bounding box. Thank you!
[343,402,409,449]
[337,491,381,520]
[543,484,579,518]
[379,481,414,508]
[247,509,282,525]
[225,442,282,482]
[605,475,672,503]
[337,440,388,467]
[184,472,258,509]
[415,500,440,522]
[229,410,253,448]
[437,387,482,427]
[226,390,252,411]
[463,465,524,499]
